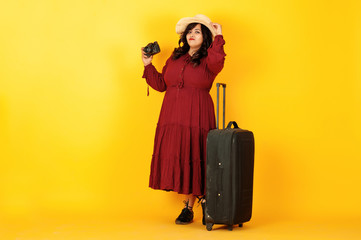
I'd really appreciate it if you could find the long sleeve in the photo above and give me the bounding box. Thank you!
[142,58,170,93]
[205,35,226,75]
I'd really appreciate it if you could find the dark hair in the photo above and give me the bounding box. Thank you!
[172,23,213,67]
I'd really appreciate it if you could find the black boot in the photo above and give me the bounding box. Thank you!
[197,196,206,225]
[202,200,206,225]
[175,200,194,225]
[201,198,206,225]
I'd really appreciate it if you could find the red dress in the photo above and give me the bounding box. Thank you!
[142,35,226,196]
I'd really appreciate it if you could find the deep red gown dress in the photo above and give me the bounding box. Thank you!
[142,35,226,196]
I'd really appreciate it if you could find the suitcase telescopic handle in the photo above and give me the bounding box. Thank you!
[216,83,226,129]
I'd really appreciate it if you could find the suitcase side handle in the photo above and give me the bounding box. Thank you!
[226,121,239,129]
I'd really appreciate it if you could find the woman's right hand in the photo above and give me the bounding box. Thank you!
[141,47,153,66]
[211,23,223,36]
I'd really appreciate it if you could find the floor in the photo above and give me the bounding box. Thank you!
[1,211,360,240]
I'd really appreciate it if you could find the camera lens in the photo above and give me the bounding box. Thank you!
[144,46,151,53]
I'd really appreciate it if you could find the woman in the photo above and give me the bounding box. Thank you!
[141,14,226,225]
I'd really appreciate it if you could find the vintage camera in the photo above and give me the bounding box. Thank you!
[143,41,160,57]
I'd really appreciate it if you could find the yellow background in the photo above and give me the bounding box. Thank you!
[1,0,361,238]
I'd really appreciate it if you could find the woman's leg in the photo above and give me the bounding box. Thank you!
[187,195,206,225]
[186,195,197,209]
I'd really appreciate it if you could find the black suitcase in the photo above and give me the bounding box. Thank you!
[205,83,255,231]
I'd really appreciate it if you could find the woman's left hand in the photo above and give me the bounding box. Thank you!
[212,23,222,36]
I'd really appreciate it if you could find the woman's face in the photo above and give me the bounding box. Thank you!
[186,24,203,49]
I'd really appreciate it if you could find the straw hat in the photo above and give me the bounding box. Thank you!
[175,14,216,38]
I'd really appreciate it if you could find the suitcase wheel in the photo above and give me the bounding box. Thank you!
[228,225,233,231]
[206,223,213,231]
[239,223,243,227]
